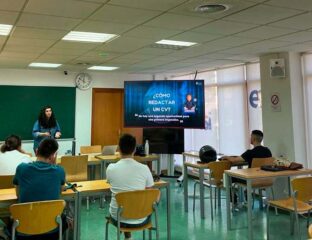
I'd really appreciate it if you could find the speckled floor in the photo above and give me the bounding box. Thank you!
[80,179,309,240]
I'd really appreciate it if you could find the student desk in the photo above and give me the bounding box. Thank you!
[183,153,247,219]
[224,167,312,240]
[0,188,78,240]
[74,179,171,240]
[95,154,161,179]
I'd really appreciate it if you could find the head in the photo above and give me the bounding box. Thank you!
[186,94,192,102]
[1,135,22,153]
[118,134,136,156]
[36,138,58,163]
[38,105,57,128]
[250,130,263,145]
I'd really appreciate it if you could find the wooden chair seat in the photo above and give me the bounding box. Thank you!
[107,217,153,232]
[268,198,312,213]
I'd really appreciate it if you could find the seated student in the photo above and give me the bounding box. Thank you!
[106,134,154,240]
[0,135,31,176]
[13,138,66,240]
[222,130,272,167]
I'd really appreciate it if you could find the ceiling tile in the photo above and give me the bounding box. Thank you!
[36,54,79,63]
[53,41,101,50]
[269,12,312,30]
[130,47,174,56]
[266,0,312,11]
[144,13,213,31]
[3,45,48,54]
[82,50,122,61]
[0,51,40,59]
[169,31,222,43]
[0,0,26,11]
[224,4,303,25]
[235,26,297,40]
[45,46,90,55]
[25,0,101,19]
[75,20,134,34]
[123,26,182,41]
[17,13,81,30]
[98,37,154,53]
[12,27,67,40]
[0,11,19,24]
[6,37,56,48]
[272,31,312,43]
[108,0,186,11]
[193,20,257,35]
[90,4,161,24]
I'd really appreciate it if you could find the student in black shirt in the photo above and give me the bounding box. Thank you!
[222,130,272,167]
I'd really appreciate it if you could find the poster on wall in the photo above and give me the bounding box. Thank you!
[270,92,281,112]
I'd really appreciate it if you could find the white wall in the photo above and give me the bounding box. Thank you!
[0,68,151,154]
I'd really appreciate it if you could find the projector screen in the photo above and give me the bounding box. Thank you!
[124,80,205,128]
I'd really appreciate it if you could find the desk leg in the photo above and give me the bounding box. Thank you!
[247,179,253,240]
[199,168,205,219]
[101,161,107,179]
[76,192,82,240]
[157,157,161,175]
[166,184,171,240]
[72,193,78,240]
[225,173,232,231]
[183,164,188,212]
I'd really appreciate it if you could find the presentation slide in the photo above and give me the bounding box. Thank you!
[124,80,205,128]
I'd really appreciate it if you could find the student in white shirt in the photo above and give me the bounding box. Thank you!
[106,134,154,240]
[0,135,31,175]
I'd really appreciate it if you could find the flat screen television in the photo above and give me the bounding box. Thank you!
[143,128,184,154]
[124,80,205,128]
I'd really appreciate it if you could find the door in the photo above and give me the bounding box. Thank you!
[91,88,142,146]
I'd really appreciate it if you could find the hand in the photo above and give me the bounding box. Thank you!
[42,132,51,137]
[55,132,61,139]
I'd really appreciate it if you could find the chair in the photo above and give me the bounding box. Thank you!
[267,177,312,240]
[193,161,231,220]
[0,175,14,189]
[80,145,101,154]
[105,189,160,240]
[10,200,66,240]
[234,157,275,209]
[60,155,90,209]
[80,145,102,180]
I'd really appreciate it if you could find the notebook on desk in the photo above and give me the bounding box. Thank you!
[102,145,118,155]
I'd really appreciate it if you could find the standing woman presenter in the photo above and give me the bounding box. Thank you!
[32,106,61,151]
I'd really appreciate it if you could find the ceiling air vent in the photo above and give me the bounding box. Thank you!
[195,4,228,13]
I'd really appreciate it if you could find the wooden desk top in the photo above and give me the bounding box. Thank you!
[95,154,159,162]
[74,179,168,193]
[0,188,75,202]
[225,168,312,180]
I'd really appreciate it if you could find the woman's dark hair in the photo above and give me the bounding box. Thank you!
[119,134,136,155]
[38,105,57,128]
[1,135,22,153]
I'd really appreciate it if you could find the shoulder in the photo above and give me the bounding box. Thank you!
[16,162,30,171]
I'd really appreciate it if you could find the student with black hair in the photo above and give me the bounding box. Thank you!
[13,138,67,240]
[32,106,61,152]
[106,134,154,240]
[0,135,30,175]
[222,130,272,167]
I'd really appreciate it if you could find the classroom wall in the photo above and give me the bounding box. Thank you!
[0,68,151,154]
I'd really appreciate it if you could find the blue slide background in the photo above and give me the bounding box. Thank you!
[124,80,205,128]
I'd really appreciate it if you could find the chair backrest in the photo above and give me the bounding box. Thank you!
[60,155,88,182]
[10,200,65,235]
[208,161,231,184]
[80,145,102,154]
[115,189,160,219]
[291,177,312,202]
[251,157,275,168]
[0,175,14,189]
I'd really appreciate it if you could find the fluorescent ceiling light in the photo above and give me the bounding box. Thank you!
[0,24,13,36]
[155,39,197,47]
[29,62,62,68]
[62,31,118,43]
[88,66,119,71]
